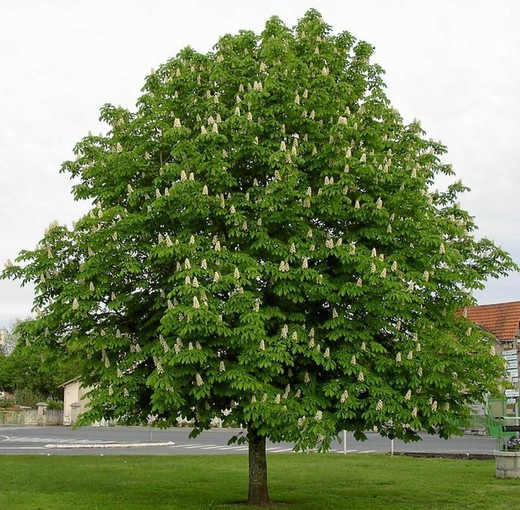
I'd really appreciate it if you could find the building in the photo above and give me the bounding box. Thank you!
[465,301,520,353]
[60,377,91,426]
[465,301,520,416]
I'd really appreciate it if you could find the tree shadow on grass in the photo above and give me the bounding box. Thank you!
[221,502,294,509]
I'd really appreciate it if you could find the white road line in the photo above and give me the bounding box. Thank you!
[181,444,218,449]
[6,436,116,444]
[45,441,175,449]
[209,446,248,451]
[0,446,46,450]
[175,444,251,451]
[174,445,293,453]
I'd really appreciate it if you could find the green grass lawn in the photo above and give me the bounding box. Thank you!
[0,454,518,509]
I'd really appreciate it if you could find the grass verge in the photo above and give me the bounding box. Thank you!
[0,453,519,509]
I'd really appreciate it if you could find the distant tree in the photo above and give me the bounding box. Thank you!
[0,320,77,403]
[2,9,516,505]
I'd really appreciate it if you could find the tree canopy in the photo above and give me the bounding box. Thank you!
[2,9,516,505]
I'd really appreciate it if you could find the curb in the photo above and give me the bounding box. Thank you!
[395,452,493,461]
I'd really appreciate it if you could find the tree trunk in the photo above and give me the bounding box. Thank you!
[248,428,269,505]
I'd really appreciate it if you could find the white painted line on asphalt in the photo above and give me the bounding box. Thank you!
[0,435,9,442]
[181,444,218,449]
[45,441,175,449]
[6,437,116,444]
[267,448,294,453]
[0,446,46,450]
[210,446,248,451]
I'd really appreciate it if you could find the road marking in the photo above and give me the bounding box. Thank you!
[200,445,230,450]
[181,444,218,449]
[172,444,295,453]
[0,446,46,450]
[6,436,115,444]
[45,441,175,449]
[210,446,248,451]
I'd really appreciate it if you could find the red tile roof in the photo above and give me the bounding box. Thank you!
[465,301,520,341]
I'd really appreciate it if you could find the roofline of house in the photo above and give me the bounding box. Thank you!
[59,376,81,388]
[470,300,520,308]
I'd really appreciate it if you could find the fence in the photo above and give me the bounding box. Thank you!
[0,409,37,425]
[45,409,64,425]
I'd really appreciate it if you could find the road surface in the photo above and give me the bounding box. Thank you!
[0,425,498,456]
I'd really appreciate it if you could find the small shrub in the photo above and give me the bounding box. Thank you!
[0,398,15,408]
[46,399,63,410]
[502,436,520,451]
[13,388,46,407]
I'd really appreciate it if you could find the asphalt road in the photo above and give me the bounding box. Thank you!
[0,425,499,456]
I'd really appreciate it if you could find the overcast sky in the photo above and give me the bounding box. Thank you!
[1,0,519,329]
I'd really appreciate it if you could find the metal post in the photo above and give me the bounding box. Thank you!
[515,397,519,430]
[343,430,347,454]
